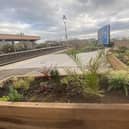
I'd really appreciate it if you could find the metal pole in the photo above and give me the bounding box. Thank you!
[12,41,16,52]
[63,15,68,41]
[64,21,68,40]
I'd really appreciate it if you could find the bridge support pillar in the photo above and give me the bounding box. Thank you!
[31,41,35,49]
[12,41,16,52]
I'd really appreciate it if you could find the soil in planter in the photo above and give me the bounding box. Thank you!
[100,91,129,103]
[1,76,129,103]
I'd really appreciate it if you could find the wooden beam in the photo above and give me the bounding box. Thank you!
[0,102,129,129]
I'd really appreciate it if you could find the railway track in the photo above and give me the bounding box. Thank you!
[0,46,65,66]
[0,46,66,82]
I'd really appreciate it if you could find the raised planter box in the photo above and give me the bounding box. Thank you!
[1,55,129,129]
[0,75,129,129]
[0,102,129,129]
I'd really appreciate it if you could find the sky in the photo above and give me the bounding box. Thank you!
[0,0,129,41]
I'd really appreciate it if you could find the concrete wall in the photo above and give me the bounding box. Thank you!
[0,102,129,129]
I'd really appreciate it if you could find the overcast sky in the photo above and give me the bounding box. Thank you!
[0,0,129,41]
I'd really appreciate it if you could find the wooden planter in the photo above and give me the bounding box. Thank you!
[0,62,129,129]
[107,52,128,70]
[0,75,129,129]
[0,102,129,129]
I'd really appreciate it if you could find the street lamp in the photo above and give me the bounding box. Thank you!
[63,15,68,40]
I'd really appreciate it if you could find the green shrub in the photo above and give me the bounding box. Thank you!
[2,77,35,101]
[107,70,129,96]
[0,86,23,102]
[8,87,23,101]
[61,72,103,97]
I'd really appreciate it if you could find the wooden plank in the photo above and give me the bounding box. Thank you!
[107,53,128,70]
[0,103,129,129]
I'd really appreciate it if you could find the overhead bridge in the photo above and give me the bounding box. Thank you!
[0,34,41,51]
[0,46,65,66]
[0,34,40,41]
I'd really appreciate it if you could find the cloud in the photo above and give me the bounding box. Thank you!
[0,0,128,40]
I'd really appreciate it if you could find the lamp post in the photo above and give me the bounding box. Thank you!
[63,15,68,41]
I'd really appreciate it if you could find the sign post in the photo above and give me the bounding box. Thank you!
[98,24,110,47]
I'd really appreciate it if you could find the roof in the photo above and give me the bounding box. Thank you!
[0,34,40,41]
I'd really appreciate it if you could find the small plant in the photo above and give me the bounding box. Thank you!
[12,77,34,90]
[83,50,105,97]
[0,96,9,101]
[61,75,85,97]
[88,50,105,74]
[50,69,66,94]
[0,86,23,102]
[83,73,103,97]
[8,87,23,101]
[50,69,60,83]
[65,50,105,97]
[107,70,129,96]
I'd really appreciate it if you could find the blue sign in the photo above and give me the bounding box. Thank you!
[98,25,110,45]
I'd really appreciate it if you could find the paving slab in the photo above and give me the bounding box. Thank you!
[0,50,110,81]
